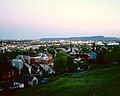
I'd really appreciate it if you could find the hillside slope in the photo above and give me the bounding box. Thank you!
[18,65,120,96]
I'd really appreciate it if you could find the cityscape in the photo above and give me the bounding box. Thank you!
[1,0,120,96]
[0,38,120,95]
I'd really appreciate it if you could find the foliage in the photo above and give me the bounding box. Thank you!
[0,52,17,62]
[96,52,106,66]
[34,49,40,54]
[0,50,36,62]
[54,51,67,74]
[104,46,120,64]
[39,46,46,52]
[48,48,56,58]
[17,50,36,55]
[67,56,77,72]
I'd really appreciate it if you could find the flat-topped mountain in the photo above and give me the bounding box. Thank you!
[40,36,120,41]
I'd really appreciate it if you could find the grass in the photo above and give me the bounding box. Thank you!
[17,65,120,96]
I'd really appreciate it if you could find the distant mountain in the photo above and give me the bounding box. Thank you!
[40,36,120,41]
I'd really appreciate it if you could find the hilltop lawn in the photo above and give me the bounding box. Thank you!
[17,65,120,96]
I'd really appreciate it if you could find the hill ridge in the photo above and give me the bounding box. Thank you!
[40,36,120,41]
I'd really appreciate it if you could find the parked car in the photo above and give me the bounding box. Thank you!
[0,81,7,91]
[40,78,48,84]
[0,87,4,92]
[9,82,24,89]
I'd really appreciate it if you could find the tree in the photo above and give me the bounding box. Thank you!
[48,48,56,58]
[54,51,67,74]
[67,56,77,72]
[96,52,106,67]
[104,46,120,64]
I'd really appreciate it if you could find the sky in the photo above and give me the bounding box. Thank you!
[0,0,120,39]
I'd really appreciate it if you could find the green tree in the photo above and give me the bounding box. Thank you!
[104,46,120,64]
[67,56,77,72]
[54,51,67,74]
[48,48,56,58]
[96,52,106,67]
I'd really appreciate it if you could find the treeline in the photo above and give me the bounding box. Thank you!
[0,50,36,62]
[96,46,120,66]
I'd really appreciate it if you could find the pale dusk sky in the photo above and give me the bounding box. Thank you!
[0,0,120,39]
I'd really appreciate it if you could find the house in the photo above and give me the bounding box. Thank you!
[30,53,54,66]
[11,59,24,74]
[56,48,67,52]
[24,63,32,74]
[40,64,55,74]
[0,61,15,83]
[80,54,90,61]
[30,64,45,76]
[23,55,31,64]
[107,42,119,46]
[30,56,41,65]
[11,55,32,75]
[90,52,97,59]
[19,74,38,86]
[45,53,54,65]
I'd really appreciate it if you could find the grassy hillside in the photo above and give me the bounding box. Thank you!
[17,65,120,96]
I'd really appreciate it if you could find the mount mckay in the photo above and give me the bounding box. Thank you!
[40,36,120,41]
